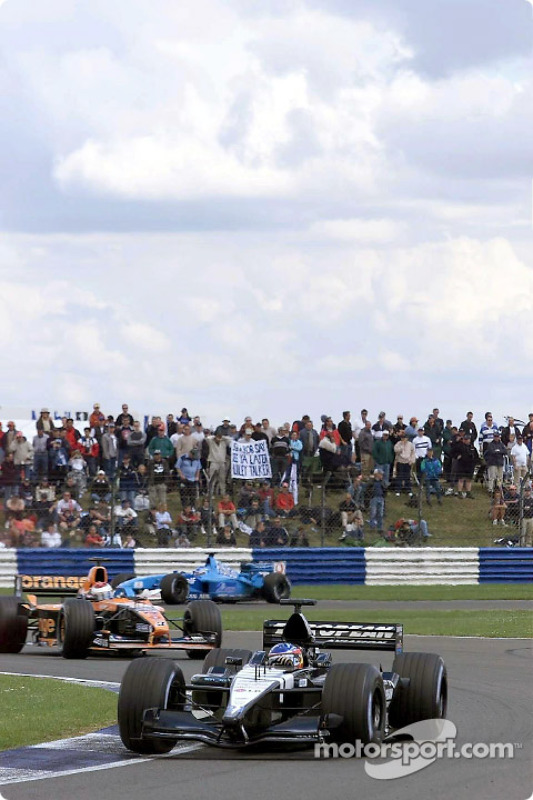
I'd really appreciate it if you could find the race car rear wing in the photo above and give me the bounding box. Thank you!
[14,574,83,597]
[263,618,403,654]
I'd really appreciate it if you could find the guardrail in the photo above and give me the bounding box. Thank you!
[0,547,531,588]
[478,548,533,583]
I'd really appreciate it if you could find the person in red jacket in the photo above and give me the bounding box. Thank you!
[274,482,296,517]
[217,494,238,529]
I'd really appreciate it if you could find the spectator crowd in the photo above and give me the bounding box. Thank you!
[0,404,531,549]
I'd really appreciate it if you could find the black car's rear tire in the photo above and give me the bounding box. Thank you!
[0,597,28,654]
[388,652,447,729]
[323,663,386,744]
[59,599,95,659]
[202,648,253,673]
[262,573,291,603]
[118,658,185,754]
[183,599,222,659]
[110,573,135,589]
[160,573,189,605]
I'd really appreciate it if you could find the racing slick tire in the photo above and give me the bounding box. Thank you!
[388,652,447,729]
[0,597,28,654]
[202,648,253,673]
[183,599,222,660]
[160,573,190,605]
[110,572,136,590]
[118,658,185,754]
[323,663,386,744]
[59,599,95,659]
[262,572,291,603]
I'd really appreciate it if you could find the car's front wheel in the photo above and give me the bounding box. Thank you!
[323,663,386,744]
[388,652,447,729]
[262,573,291,603]
[59,599,95,659]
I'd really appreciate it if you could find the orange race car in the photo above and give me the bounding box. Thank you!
[0,561,222,660]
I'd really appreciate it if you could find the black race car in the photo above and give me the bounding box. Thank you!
[117,599,447,752]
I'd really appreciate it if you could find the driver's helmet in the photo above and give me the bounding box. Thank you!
[268,642,304,670]
[88,581,113,601]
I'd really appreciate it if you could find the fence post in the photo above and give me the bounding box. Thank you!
[320,472,332,548]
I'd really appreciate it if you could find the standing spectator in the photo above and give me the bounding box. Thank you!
[178,408,192,425]
[176,448,201,508]
[348,474,365,508]
[127,420,147,467]
[89,403,106,438]
[503,484,521,526]
[149,425,174,460]
[217,494,238,530]
[206,431,230,496]
[252,422,269,443]
[485,431,507,494]
[148,451,170,509]
[424,415,443,461]
[299,419,319,484]
[393,430,415,495]
[478,412,500,455]
[9,432,33,482]
[432,408,445,437]
[214,417,232,437]
[33,477,56,529]
[412,427,432,479]
[368,470,386,534]
[521,413,533,455]
[490,487,507,527]
[511,434,530,485]
[391,415,407,444]
[404,417,419,442]
[79,427,100,476]
[133,463,150,511]
[288,431,303,480]
[459,412,478,443]
[454,434,478,499]
[337,411,353,461]
[261,418,277,443]
[270,428,291,485]
[520,486,533,546]
[442,420,455,483]
[115,403,134,428]
[117,417,134,466]
[175,505,200,542]
[36,408,55,435]
[372,430,394,488]
[501,417,522,448]
[166,413,178,438]
[32,429,49,480]
[145,416,163,448]
[372,411,392,440]
[3,421,19,453]
[358,420,375,479]
[117,454,137,504]
[101,423,119,481]
[1,452,19,499]
[421,448,443,505]
[64,419,81,452]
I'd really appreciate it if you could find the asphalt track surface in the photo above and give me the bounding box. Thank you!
[1,622,532,800]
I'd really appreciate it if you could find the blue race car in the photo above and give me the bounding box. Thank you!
[112,553,291,605]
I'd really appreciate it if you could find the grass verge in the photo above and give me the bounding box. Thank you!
[291,584,533,601]
[0,675,117,752]
[221,608,533,638]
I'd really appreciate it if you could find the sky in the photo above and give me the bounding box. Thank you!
[0,0,532,430]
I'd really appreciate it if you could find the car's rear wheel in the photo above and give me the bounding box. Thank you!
[110,573,135,589]
[388,652,447,729]
[323,663,386,744]
[160,573,189,605]
[183,599,222,659]
[118,658,185,754]
[262,573,291,603]
[59,599,95,659]
[0,597,28,654]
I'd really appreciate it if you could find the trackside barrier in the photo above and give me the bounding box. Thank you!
[0,549,17,589]
[365,548,479,585]
[15,549,135,585]
[478,548,533,583]
[133,548,252,577]
[251,547,366,585]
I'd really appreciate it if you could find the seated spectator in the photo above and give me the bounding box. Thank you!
[258,482,275,517]
[274,483,296,517]
[241,498,263,530]
[155,504,173,546]
[91,470,112,504]
[113,499,138,536]
[289,526,310,547]
[41,522,62,548]
[56,491,82,539]
[85,523,105,548]
[124,532,141,549]
[250,520,267,548]
[103,529,123,548]
[342,509,364,544]
[347,474,366,508]
[175,531,191,548]
[490,487,507,526]
[265,516,289,547]
[33,477,56,529]
[216,524,237,547]
[133,463,150,511]
[217,494,238,530]
[175,505,200,542]
[67,450,88,497]
[199,497,216,538]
